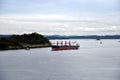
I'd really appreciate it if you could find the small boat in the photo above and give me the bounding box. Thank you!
[51,41,80,51]
[100,41,102,44]
[25,46,30,50]
[96,38,101,40]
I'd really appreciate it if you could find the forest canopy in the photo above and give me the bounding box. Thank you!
[0,32,51,50]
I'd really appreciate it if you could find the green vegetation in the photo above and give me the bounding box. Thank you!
[0,32,51,50]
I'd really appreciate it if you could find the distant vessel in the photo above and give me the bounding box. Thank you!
[96,38,101,40]
[25,46,30,50]
[51,41,80,51]
[100,41,102,44]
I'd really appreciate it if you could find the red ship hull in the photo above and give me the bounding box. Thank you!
[51,45,79,51]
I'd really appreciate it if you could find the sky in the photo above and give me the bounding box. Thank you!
[0,0,120,35]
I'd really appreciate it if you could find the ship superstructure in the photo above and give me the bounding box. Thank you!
[51,41,79,51]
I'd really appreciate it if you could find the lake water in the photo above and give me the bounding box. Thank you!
[0,39,120,80]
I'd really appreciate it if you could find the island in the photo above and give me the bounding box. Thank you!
[0,32,51,50]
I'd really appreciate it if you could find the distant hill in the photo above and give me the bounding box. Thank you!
[1,34,120,40]
[0,35,11,38]
[0,33,51,50]
[45,35,120,40]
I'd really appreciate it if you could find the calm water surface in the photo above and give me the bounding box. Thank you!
[0,39,120,80]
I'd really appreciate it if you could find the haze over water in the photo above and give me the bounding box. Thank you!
[0,39,120,80]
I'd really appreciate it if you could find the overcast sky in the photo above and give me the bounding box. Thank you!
[0,0,120,35]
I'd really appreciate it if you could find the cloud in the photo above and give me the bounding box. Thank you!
[0,14,69,21]
[0,12,120,35]
[1,0,119,15]
[0,0,120,35]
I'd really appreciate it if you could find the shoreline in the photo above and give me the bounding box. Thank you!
[0,44,51,51]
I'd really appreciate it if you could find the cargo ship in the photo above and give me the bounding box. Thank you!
[51,41,80,51]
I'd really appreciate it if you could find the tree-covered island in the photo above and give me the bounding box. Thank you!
[0,32,51,50]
